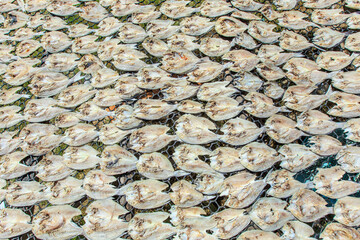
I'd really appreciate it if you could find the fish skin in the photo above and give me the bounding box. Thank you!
[47,0,81,16]
[133,99,177,120]
[328,91,360,118]
[4,58,41,86]
[176,114,218,144]
[313,28,345,48]
[78,54,104,74]
[119,179,170,209]
[200,0,234,17]
[256,62,286,81]
[0,208,32,239]
[91,68,120,88]
[146,19,179,39]
[118,23,148,43]
[142,37,168,57]
[231,0,264,11]
[331,71,360,94]
[57,82,96,108]
[233,72,263,92]
[80,1,108,23]
[296,110,342,135]
[311,9,352,26]
[274,0,297,10]
[92,88,124,107]
[15,39,41,57]
[161,49,200,74]
[278,10,319,29]
[194,171,224,195]
[44,53,79,72]
[32,205,83,240]
[96,17,123,37]
[160,0,199,19]
[220,118,264,146]
[248,21,281,43]
[112,105,143,130]
[177,100,204,114]
[0,130,22,156]
[167,33,200,51]
[215,16,247,37]
[41,31,72,53]
[197,80,238,101]
[47,176,85,205]
[180,16,215,36]
[54,112,80,128]
[68,23,94,38]
[162,78,199,101]
[223,49,259,72]
[316,51,358,71]
[100,144,137,175]
[280,30,314,51]
[244,92,282,118]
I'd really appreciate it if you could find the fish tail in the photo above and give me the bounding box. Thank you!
[203,195,216,201]
[336,122,346,129]
[70,71,84,83]
[21,94,31,99]
[173,170,190,177]
[193,7,201,13]
[279,106,291,113]
[325,85,333,97]
[17,0,25,12]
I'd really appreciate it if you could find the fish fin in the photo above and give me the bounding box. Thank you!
[351,52,359,59]
[70,72,84,83]
[173,170,190,177]
[203,195,215,201]
[104,36,113,42]
[305,181,314,189]
[21,94,31,99]
[336,122,346,129]
[325,85,333,97]
[223,62,234,69]
[279,106,291,113]
[327,71,340,79]
[17,0,25,12]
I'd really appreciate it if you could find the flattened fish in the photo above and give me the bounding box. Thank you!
[36,153,73,182]
[187,58,231,83]
[311,9,352,25]
[238,230,281,240]
[180,16,214,36]
[265,115,305,144]
[83,170,118,200]
[316,51,357,71]
[64,123,99,147]
[24,98,68,122]
[336,146,360,173]
[210,147,245,173]
[176,114,218,144]
[244,92,284,118]
[220,118,264,146]
[205,96,243,121]
[0,131,22,156]
[328,91,360,118]
[223,49,259,72]
[309,135,343,156]
[287,189,333,222]
[47,176,85,205]
[334,197,360,227]
[0,106,24,128]
[6,181,47,206]
[160,0,199,19]
[170,180,214,207]
[100,144,137,175]
[279,144,320,172]
[63,145,101,170]
[128,213,176,240]
[197,81,238,101]
[134,99,177,120]
[331,71,360,94]
[113,105,143,130]
[0,151,33,179]
[313,28,345,48]
[137,152,188,180]
[296,110,342,135]
[173,144,213,173]
[250,197,294,231]
[83,199,128,240]
[211,209,250,239]
[215,16,247,37]
[320,222,360,240]
[99,123,133,145]
[32,205,83,240]
[239,142,281,172]
[0,87,30,105]
[119,179,170,209]
[281,221,316,240]
[248,21,281,44]
[161,49,199,74]
[0,208,32,239]
[267,169,308,198]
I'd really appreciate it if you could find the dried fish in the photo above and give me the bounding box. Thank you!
[334,197,360,227]
[195,171,224,195]
[221,118,264,146]
[63,145,100,170]
[44,53,79,72]
[0,131,22,156]
[313,28,345,48]
[131,5,161,24]
[6,181,47,206]
[233,72,263,92]
[24,98,68,122]
[223,49,259,72]
[0,151,32,179]
[47,0,81,16]
[317,51,357,71]
[267,169,308,198]
[36,153,73,182]
[4,58,41,86]
[210,147,244,173]
[280,30,314,51]
[119,180,170,209]
[187,58,231,83]
[274,0,297,10]
[176,114,218,144]
[161,49,199,74]
[0,208,32,239]
[146,19,179,39]
[328,91,360,118]
[170,180,214,207]
[134,99,177,120]
[200,0,233,17]
[111,0,138,17]
[297,110,342,135]
[83,199,128,240]
[239,142,281,172]
[142,37,168,57]
[41,31,72,53]
[47,176,85,205]
[238,230,281,240]
[64,123,99,147]
[256,62,286,81]
[72,35,99,54]
[180,16,215,36]
[265,115,305,144]
[232,0,264,11]
[96,17,123,36]
[32,205,83,240]
[100,144,137,175]
[80,1,108,23]
[220,171,267,209]
[0,106,24,128]
[312,9,352,25]
[160,0,199,19]
[113,105,143,130]
[138,152,188,180]
[281,221,316,240]
[91,68,120,88]
[320,222,360,240]
[173,144,213,173]
[248,21,281,43]
[177,100,204,114]
[279,144,320,172]
[83,170,118,199]
[118,23,147,43]
[336,146,360,173]
[287,189,333,222]
[250,197,294,231]
[215,16,247,37]
[68,23,94,38]
[128,213,176,240]
[57,83,96,108]
[211,209,250,239]
[97,38,121,61]
[244,92,284,118]
[162,78,199,101]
